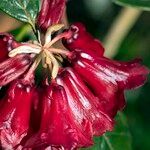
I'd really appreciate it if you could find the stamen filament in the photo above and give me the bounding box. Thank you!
[9,45,41,57]
[44,31,72,48]
[48,48,71,57]
[46,51,60,79]
[24,54,42,81]
[45,24,64,45]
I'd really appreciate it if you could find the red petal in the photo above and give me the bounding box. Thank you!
[0,54,32,86]
[69,51,149,117]
[37,0,66,31]
[56,68,113,135]
[0,33,18,63]
[30,87,43,133]
[62,22,104,57]
[25,82,93,149]
[0,80,34,149]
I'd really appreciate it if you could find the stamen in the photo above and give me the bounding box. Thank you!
[55,54,63,63]
[37,30,42,44]
[45,24,64,45]
[24,54,42,82]
[44,31,72,48]
[41,52,48,68]
[7,24,73,80]
[48,48,71,57]
[9,45,41,57]
[46,51,60,79]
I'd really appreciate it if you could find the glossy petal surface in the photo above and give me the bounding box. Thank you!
[0,80,34,149]
[37,0,66,31]
[56,67,113,135]
[0,33,18,63]
[0,54,32,86]
[30,87,43,133]
[25,82,93,149]
[62,22,104,57]
[69,51,149,117]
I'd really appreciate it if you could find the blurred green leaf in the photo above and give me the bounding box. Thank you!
[113,0,150,11]
[0,0,39,27]
[84,113,132,150]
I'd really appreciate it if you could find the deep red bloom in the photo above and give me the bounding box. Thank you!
[37,0,66,31]
[30,87,43,133]
[0,80,34,149]
[0,12,148,149]
[25,82,93,149]
[0,33,19,62]
[62,22,104,57]
[56,67,113,135]
[68,51,149,117]
[0,54,32,87]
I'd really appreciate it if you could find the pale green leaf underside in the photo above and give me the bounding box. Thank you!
[113,0,150,11]
[0,0,39,26]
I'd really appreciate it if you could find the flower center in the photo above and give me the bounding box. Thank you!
[8,24,72,80]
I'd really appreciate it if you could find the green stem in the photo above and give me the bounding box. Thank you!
[103,134,114,150]
[16,24,32,41]
[104,7,142,58]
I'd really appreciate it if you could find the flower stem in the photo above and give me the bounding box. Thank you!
[16,24,32,41]
[104,7,142,58]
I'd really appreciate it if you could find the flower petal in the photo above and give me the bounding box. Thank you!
[0,33,19,63]
[0,54,32,86]
[56,67,113,135]
[0,80,34,149]
[30,87,43,133]
[69,51,149,117]
[25,82,93,149]
[62,22,104,57]
[37,0,66,31]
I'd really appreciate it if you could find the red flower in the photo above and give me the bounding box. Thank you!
[30,87,43,133]
[37,0,66,31]
[56,67,113,135]
[62,23,149,118]
[67,50,149,117]
[0,0,149,147]
[62,22,104,57]
[0,33,19,62]
[0,33,33,87]
[0,80,34,149]
[25,81,93,149]
[0,54,32,87]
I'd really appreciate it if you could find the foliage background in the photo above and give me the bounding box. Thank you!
[0,0,149,149]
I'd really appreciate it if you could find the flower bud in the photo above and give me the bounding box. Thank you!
[37,0,66,31]
[0,80,34,149]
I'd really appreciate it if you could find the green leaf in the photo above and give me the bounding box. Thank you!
[84,113,132,150]
[113,0,150,11]
[0,0,39,27]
